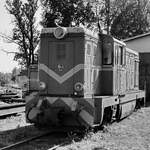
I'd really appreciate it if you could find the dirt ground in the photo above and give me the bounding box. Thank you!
[1,106,150,150]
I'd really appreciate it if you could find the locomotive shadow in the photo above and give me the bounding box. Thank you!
[145,101,150,107]
[0,124,85,150]
[0,124,39,148]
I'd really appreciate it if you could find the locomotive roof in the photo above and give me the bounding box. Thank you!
[126,47,139,56]
[101,34,138,56]
[41,27,138,56]
[41,27,99,39]
[112,37,138,55]
[113,37,126,46]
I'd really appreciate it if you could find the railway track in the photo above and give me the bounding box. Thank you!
[0,93,25,103]
[0,98,25,103]
[0,132,51,150]
[0,127,82,150]
[0,103,25,117]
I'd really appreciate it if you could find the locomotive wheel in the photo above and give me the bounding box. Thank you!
[103,105,120,125]
[135,99,141,110]
[102,106,113,125]
[116,104,122,121]
[135,98,145,110]
[111,105,118,122]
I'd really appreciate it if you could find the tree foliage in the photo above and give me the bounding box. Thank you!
[0,72,11,86]
[11,67,19,82]
[41,0,96,27]
[5,0,39,68]
[110,0,150,39]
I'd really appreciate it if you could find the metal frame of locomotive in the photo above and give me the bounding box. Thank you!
[26,27,145,128]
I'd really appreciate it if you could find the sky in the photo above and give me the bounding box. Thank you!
[0,0,19,73]
[0,0,18,72]
[0,0,42,73]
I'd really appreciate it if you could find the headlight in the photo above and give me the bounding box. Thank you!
[74,82,83,92]
[54,27,67,39]
[39,82,46,91]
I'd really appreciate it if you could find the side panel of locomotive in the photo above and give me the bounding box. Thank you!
[98,34,145,120]
[113,39,126,95]
[99,34,127,95]
[126,48,139,91]
[99,34,141,96]
[84,33,101,97]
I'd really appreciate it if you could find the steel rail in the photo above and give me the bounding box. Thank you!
[0,103,25,116]
[48,141,70,150]
[0,127,82,150]
[0,131,53,150]
[0,99,25,103]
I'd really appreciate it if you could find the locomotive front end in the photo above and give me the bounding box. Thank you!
[26,27,99,127]
[39,27,84,97]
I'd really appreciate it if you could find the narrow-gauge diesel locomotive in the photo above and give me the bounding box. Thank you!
[26,27,145,127]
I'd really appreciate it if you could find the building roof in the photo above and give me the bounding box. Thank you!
[123,32,150,42]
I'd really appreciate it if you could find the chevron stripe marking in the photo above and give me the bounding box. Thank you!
[39,63,100,84]
[79,109,94,126]
[61,98,77,111]
[46,97,58,104]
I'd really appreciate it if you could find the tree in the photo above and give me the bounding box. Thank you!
[110,0,150,39]
[5,0,39,68]
[41,0,96,27]
[97,0,134,34]
[96,0,150,37]
[0,72,11,86]
[11,67,18,82]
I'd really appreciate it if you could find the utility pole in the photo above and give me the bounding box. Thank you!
[94,0,102,33]
[105,0,110,34]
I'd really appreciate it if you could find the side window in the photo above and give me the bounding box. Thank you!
[85,42,98,66]
[115,44,125,66]
[114,45,118,65]
[87,44,91,55]
[102,42,112,65]
[117,45,120,65]
[134,60,139,87]
[120,46,125,66]
[93,45,97,65]
[85,43,91,65]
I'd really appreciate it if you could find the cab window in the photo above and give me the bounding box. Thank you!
[114,45,118,65]
[85,43,92,65]
[87,44,91,55]
[114,44,125,66]
[120,46,125,66]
